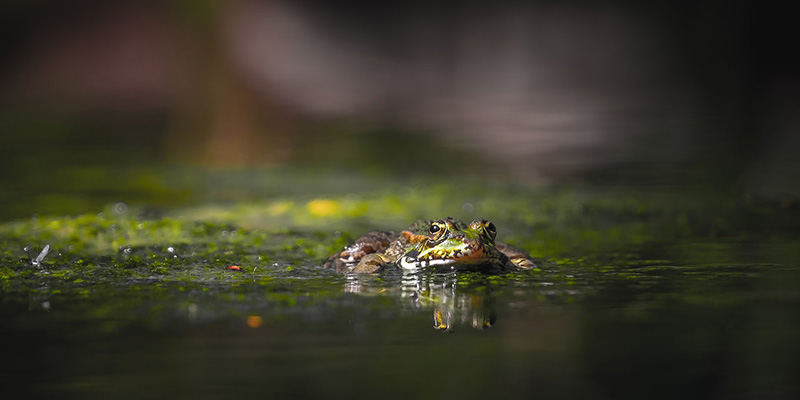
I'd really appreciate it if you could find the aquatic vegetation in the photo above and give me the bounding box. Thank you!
[2,181,796,287]
[0,178,795,334]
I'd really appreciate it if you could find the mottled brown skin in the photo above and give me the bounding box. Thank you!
[324,218,534,273]
[494,242,536,269]
[324,230,396,272]
[324,229,429,273]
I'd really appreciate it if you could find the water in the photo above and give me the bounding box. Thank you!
[3,236,798,399]
[1,168,798,399]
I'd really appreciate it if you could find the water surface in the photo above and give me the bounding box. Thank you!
[1,182,798,399]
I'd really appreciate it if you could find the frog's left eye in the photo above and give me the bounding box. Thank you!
[483,221,497,239]
[429,221,448,239]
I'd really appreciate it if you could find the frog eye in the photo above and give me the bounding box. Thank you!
[483,220,497,239]
[428,221,448,239]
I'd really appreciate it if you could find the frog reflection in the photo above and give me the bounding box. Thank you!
[419,273,497,333]
[345,270,498,332]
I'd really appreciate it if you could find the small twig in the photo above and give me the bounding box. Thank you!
[31,244,51,267]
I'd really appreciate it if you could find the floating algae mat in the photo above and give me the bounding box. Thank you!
[2,180,799,399]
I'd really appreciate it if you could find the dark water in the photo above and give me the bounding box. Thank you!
[0,139,798,398]
[3,238,798,400]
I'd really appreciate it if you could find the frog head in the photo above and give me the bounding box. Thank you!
[398,218,509,271]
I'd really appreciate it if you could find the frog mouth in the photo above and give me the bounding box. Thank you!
[398,244,490,270]
[398,256,456,270]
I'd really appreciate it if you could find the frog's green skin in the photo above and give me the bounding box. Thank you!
[325,218,534,273]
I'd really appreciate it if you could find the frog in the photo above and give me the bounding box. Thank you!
[324,217,534,273]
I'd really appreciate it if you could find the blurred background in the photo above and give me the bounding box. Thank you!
[1,0,797,219]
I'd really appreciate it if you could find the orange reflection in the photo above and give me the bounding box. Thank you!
[246,315,263,328]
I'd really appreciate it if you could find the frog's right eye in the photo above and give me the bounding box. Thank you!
[429,224,441,234]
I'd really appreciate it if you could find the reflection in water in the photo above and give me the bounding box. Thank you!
[346,270,498,332]
[28,287,52,312]
[344,273,363,294]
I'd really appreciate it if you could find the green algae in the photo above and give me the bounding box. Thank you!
[1,177,796,367]
[2,180,797,294]
[1,172,797,335]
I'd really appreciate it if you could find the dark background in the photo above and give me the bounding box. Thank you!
[1,0,797,219]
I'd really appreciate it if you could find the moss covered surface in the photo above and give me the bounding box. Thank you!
[2,177,797,293]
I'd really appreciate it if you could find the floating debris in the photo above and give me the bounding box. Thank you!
[30,244,51,267]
